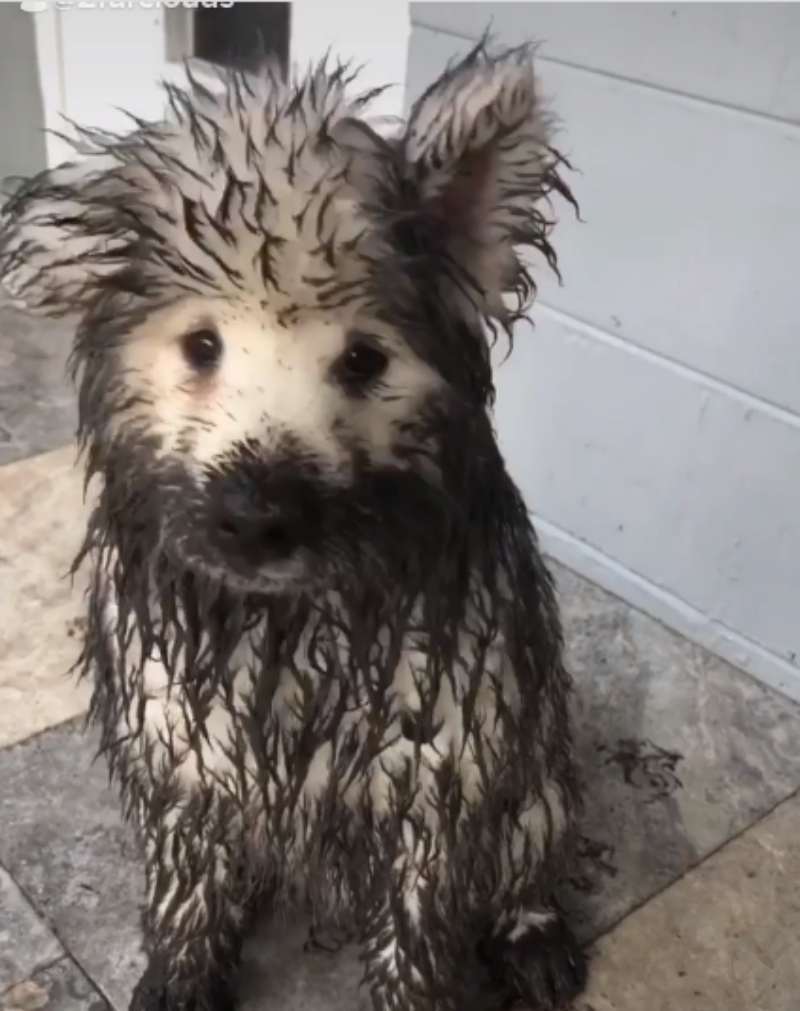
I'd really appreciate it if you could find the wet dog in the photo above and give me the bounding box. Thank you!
[0,41,586,1011]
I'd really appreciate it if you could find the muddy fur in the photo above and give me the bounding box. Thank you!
[1,39,587,1011]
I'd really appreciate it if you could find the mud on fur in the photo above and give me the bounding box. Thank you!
[0,39,588,1011]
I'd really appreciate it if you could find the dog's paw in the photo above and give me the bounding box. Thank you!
[130,957,236,1011]
[479,910,588,1010]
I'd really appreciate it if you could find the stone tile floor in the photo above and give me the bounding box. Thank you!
[1,306,799,1011]
[0,305,76,468]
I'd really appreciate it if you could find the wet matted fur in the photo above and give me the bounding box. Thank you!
[0,40,587,1011]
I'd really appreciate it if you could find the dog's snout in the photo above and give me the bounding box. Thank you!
[217,490,295,558]
[211,472,315,564]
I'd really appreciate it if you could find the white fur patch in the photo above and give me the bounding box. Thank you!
[118,295,441,477]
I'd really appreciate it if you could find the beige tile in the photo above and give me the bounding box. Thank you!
[0,446,92,746]
[578,792,800,1011]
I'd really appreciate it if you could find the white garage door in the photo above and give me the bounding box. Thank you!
[407,4,800,699]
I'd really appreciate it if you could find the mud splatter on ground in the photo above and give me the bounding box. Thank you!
[65,616,87,639]
[598,738,684,803]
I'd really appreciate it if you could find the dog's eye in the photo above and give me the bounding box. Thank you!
[181,328,223,371]
[335,337,388,391]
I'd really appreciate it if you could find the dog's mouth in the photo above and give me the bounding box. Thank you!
[222,559,316,597]
[159,515,316,597]
[201,545,318,597]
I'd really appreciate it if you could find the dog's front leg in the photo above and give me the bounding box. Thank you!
[470,789,589,1011]
[89,582,259,1011]
[130,792,249,1011]
[361,818,459,1011]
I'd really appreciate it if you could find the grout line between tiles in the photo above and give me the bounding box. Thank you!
[0,439,78,474]
[0,858,118,1011]
[587,779,800,947]
[0,712,88,755]
[1,954,73,998]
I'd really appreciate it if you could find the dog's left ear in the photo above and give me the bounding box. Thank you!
[0,154,138,317]
[403,41,575,324]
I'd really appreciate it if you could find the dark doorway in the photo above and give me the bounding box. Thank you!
[193,3,291,73]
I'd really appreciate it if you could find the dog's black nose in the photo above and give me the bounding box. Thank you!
[211,474,311,563]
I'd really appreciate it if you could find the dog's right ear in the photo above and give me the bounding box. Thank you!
[400,40,575,326]
[0,152,139,317]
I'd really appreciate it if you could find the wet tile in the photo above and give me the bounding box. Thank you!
[1,958,110,1011]
[0,723,144,1011]
[551,560,800,939]
[577,790,800,1011]
[0,868,63,993]
[0,720,367,1011]
[0,306,76,467]
[0,446,92,747]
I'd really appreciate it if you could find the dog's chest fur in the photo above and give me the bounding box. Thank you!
[95,562,557,855]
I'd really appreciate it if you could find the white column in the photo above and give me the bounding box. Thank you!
[29,3,178,167]
[29,6,72,168]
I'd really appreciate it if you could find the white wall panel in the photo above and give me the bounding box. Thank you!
[413,3,800,122]
[491,311,800,681]
[408,15,800,694]
[408,24,800,416]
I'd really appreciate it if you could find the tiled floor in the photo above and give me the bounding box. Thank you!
[0,304,76,468]
[1,307,799,1011]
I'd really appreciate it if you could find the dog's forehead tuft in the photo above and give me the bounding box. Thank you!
[122,64,385,311]
[2,63,390,316]
[155,66,355,204]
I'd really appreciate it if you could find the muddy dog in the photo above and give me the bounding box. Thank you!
[0,41,586,1011]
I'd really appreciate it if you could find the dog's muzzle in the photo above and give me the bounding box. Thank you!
[206,467,325,568]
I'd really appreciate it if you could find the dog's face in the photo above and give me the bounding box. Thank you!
[104,273,445,592]
[0,50,572,594]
